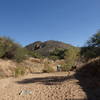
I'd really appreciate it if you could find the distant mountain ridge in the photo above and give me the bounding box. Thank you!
[25,40,74,56]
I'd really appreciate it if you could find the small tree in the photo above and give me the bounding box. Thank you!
[87,32,100,47]
[63,47,80,71]
[81,31,100,60]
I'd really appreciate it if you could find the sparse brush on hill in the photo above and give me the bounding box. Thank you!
[25,40,73,57]
[0,30,100,77]
[0,37,28,62]
[48,46,80,71]
[14,48,29,62]
[49,48,67,60]
[0,37,20,58]
[28,51,44,59]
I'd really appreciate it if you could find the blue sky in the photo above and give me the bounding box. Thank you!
[0,0,100,47]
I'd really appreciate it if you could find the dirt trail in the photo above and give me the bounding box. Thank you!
[0,72,87,100]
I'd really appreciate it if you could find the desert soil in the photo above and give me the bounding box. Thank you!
[0,72,87,100]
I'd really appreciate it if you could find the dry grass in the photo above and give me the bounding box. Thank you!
[0,57,63,78]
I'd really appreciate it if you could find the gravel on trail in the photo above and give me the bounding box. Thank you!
[0,72,87,100]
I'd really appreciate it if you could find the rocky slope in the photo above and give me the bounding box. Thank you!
[25,40,73,56]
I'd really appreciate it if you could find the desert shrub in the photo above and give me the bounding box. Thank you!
[87,31,100,47]
[42,62,54,73]
[14,66,26,77]
[81,32,100,60]
[14,48,28,62]
[49,56,59,61]
[63,47,80,71]
[50,48,67,60]
[61,64,73,71]
[0,37,21,59]
[81,47,100,60]
[28,51,43,58]
[42,67,54,73]
[0,44,5,57]
[0,37,29,62]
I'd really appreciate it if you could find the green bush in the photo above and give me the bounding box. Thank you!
[87,31,100,47]
[28,51,43,58]
[0,37,29,62]
[14,48,28,62]
[50,48,67,60]
[42,62,54,73]
[81,32,100,60]
[42,66,54,73]
[63,47,80,71]
[49,56,59,61]
[0,37,20,59]
[81,47,100,60]
[0,44,5,57]
[62,64,73,71]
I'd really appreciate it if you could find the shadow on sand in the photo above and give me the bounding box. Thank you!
[75,58,100,100]
[17,75,74,85]
[17,59,100,100]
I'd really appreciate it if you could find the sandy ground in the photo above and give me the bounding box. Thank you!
[0,72,87,100]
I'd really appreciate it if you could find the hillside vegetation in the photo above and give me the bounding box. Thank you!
[25,40,73,56]
[0,31,100,100]
[0,31,100,78]
[0,37,28,62]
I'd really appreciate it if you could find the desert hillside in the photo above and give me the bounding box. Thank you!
[0,32,100,100]
[25,40,73,56]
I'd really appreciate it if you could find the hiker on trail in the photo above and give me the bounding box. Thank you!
[57,65,62,72]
